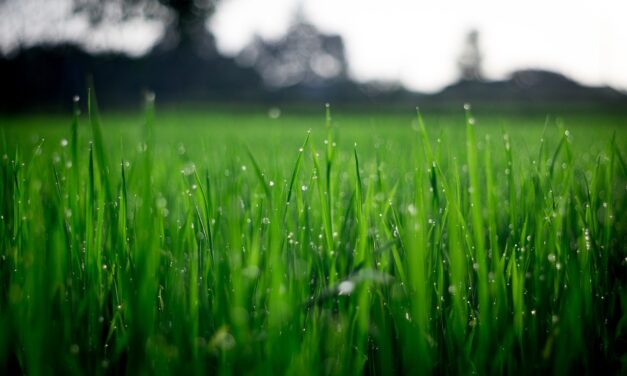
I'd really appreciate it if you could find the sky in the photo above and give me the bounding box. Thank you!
[2,0,627,93]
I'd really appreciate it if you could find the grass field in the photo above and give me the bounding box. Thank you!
[1,96,626,375]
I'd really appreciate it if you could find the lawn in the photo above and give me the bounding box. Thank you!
[1,98,626,374]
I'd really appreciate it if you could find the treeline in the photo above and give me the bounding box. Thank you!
[0,44,624,112]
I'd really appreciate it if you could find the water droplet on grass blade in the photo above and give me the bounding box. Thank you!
[338,280,354,296]
[268,107,281,119]
[181,162,196,176]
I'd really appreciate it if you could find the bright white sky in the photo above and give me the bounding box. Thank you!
[212,0,627,92]
[2,0,626,93]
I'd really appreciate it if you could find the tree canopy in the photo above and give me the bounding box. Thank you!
[72,0,219,53]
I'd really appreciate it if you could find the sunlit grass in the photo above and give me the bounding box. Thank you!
[0,97,625,374]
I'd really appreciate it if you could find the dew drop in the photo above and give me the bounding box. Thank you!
[338,280,354,296]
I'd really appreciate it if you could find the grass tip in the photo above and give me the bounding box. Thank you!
[145,91,156,102]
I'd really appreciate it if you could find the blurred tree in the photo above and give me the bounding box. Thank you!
[237,10,348,88]
[457,29,483,81]
[72,0,218,55]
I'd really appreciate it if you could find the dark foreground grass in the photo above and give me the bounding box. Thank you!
[0,97,626,375]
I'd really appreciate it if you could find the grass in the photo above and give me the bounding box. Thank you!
[0,97,626,375]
